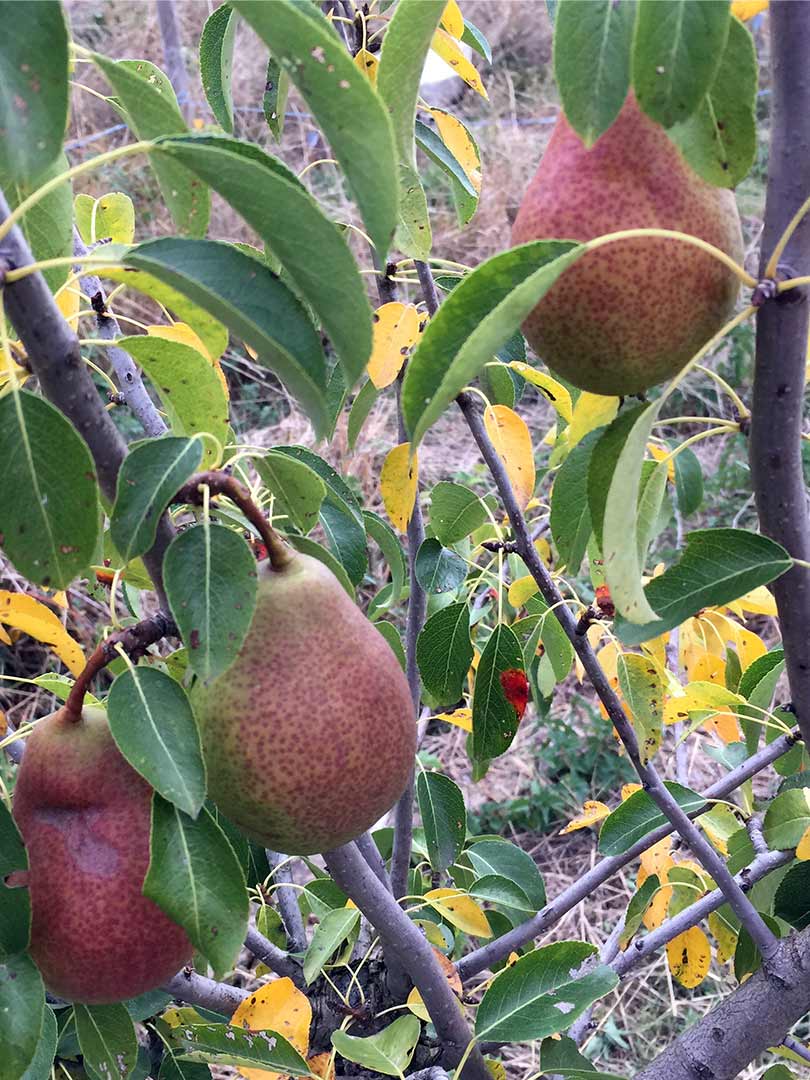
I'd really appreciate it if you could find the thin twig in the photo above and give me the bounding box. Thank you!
[265,850,308,954]
[243,926,305,986]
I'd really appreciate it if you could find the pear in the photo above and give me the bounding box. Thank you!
[511,94,744,396]
[193,551,415,855]
[11,705,192,1004]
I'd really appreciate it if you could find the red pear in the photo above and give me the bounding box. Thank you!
[511,94,744,396]
[12,705,192,1004]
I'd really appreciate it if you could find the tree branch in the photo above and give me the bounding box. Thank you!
[266,850,309,954]
[325,842,489,1080]
[155,0,192,123]
[750,0,810,752]
[73,228,168,438]
[162,967,247,1015]
[243,926,305,986]
[0,187,175,607]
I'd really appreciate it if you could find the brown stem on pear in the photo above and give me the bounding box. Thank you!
[175,471,294,572]
[64,611,177,722]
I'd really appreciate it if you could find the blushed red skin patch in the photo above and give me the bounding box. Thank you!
[194,553,416,855]
[12,707,192,1004]
[500,668,530,721]
[511,94,743,396]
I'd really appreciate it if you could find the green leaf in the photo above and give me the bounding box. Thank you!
[93,56,209,236]
[255,451,326,534]
[673,445,704,516]
[164,524,258,683]
[348,380,379,450]
[415,119,478,199]
[619,874,660,949]
[525,596,574,683]
[553,0,636,147]
[598,783,704,855]
[636,459,669,564]
[0,801,29,956]
[268,445,363,523]
[466,839,547,911]
[0,953,45,1080]
[116,336,229,464]
[475,941,618,1041]
[159,1054,212,1080]
[550,429,600,572]
[614,530,792,645]
[285,535,354,598]
[402,241,582,446]
[617,652,664,764]
[75,1003,138,1080]
[76,192,136,245]
[470,875,535,913]
[733,911,782,982]
[632,0,730,128]
[762,1068,798,1080]
[363,511,406,615]
[471,624,526,762]
[110,436,203,564]
[320,502,368,586]
[303,908,360,985]
[331,1016,421,1077]
[415,539,467,595]
[107,667,206,817]
[263,56,289,141]
[145,798,248,978]
[20,1006,57,1080]
[124,239,330,437]
[0,0,68,184]
[199,5,238,133]
[233,0,398,257]
[429,482,490,546]
[0,390,100,589]
[375,621,406,669]
[2,156,73,292]
[154,136,373,384]
[739,649,785,700]
[417,603,473,705]
[393,162,432,260]
[763,788,810,851]
[775,862,810,929]
[377,0,445,165]
[417,772,466,873]
[461,19,492,64]
[668,15,756,187]
[169,1023,308,1073]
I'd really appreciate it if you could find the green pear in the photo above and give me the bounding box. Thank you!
[193,551,415,854]
[511,94,744,396]
[11,705,192,1003]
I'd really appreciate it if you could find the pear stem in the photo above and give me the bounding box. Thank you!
[175,471,294,572]
[64,611,177,722]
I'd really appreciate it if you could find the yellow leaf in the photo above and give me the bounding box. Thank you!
[647,443,675,483]
[161,1006,206,1028]
[432,707,472,732]
[55,282,82,332]
[508,364,572,423]
[797,825,810,860]
[367,303,420,389]
[0,625,11,646]
[440,0,465,38]
[559,800,610,834]
[567,393,619,449]
[50,591,69,609]
[735,626,767,670]
[731,0,767,19]
[0,592,85,677]
[429,108,481,192]
[406,987,430,1021]
[354,49,378,86]
[621,783,642,802]
[535,538,552,569]
[484,405,535,510]
[424,888,493,937]
[0,346,30,396]
[485,1059,507,1080]
[732,585,778,617]
[308,1054,335,1080]
[542,423,557,447]
[0,709,6,737]
[412,918,451,947]
[666,926,711,989]
[431,28,488,99]
[407,947,461,1021]
[686,649,726,687]
[708,910,738,965]
[148,322,229,398]
[664,680,742,725]
[380,443,418,532]
[231,978,311,1080]
[507,575,537,608]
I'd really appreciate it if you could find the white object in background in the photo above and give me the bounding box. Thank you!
[419,41,475,108]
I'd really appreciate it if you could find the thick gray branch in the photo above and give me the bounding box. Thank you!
[750,0,810,750]
[155,0,192,122]
[0,188,175,607]
[162,968,247,1015]
[243,926,304,986]
[325,842,488,1080]
[73,229,167,438]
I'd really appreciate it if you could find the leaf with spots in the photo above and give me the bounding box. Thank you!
[666,926,711,989]
[107,667,206,817]
[423,888,492,937]
[110,436,203,564]
[367,303,421,390]
[199,4,238,133]
[0,0,68,185]
[165,523,259,685]
[471,624,526,763]
[75,191,136,245]
[617,652,664,764]
[230,978,311,1079]
[167,1023,309,1074]
[484,405,535,511]
[0,591,85,677]
[475,941,618,1042]
[74,1003,138,1080]
[0,390,100,589]
[380,443,418,533]
[144,797,248,978]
